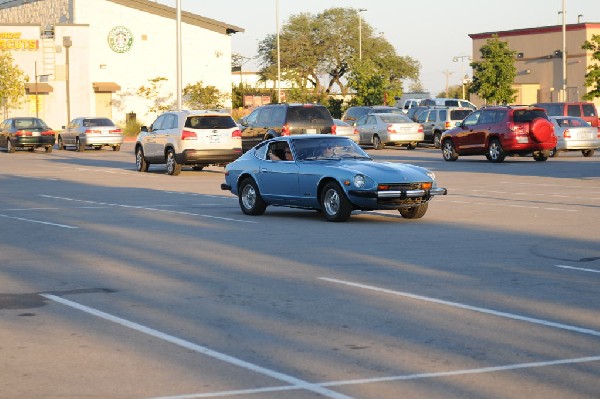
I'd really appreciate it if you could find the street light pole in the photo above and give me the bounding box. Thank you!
[63,36,72,125]
[453,55,471,99]
[357,9,367,60]
[561,0,567,101]
[276,0,281,103]
[176,0,182,111]
[34,61,39,118]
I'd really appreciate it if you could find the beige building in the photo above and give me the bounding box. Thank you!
[0,0,243,127]
[469,23,600,108]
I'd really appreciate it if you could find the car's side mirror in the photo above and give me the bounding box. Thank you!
[141,126,148,132]
[239,117,247,126]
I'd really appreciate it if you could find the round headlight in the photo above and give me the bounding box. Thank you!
[354,175,365,188]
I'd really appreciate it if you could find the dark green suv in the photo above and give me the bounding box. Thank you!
[239,104,335,152]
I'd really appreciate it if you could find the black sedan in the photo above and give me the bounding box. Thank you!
[0,117,56,153]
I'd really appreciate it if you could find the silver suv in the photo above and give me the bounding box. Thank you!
[135,110,242,175]
[416,107,472,148]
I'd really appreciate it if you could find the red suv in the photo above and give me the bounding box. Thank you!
[440,106,556,162]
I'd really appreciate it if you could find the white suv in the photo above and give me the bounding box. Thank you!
[135,110,242,175]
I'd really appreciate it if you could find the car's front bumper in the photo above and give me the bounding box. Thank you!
[348,186,447,209]
[349,187,447,198]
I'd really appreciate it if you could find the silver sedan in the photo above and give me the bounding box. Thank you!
[355,113,424,150]
[333,119,359,143]
[58,117,124,152]
[549,116,599,157]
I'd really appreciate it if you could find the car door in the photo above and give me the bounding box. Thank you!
[143,114,166,158]
[0,120,8,148]
[240,108,263,151]
[418,110,436,141]
[455,110,482,153]
[355,116,369,145]
[155,113,179,154]
[63,118,79,145]
[257,141,300,204]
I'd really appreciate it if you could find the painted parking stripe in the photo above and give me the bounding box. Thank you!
[0,214,77,229]
[440,199,577,212]
[39,195,256,224]
[556,265,600,274]
[40,294,353,399]
[319,278,600,337]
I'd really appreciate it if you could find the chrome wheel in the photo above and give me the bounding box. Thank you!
[487,139,505,163]
[239,178,266,215]
[442,139,458,161]
[320,182,352,222]
[135,147,149,172]
[165,149,181,175]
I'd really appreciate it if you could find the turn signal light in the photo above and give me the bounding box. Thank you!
[422,182,432,190]
[377,184,390,191]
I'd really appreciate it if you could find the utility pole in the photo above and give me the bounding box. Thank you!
[442,69,454,96]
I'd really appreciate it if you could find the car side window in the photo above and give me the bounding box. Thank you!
[427,110,437,122]
[257,109,272,124]
[462,110,481,126]
[582,104,596,117]
[166,114,178,129]
[254,142,268,159]
[439,110,447,121]
[417,111,428,123]
[271,107,286,125]
[567,105,581,117]
[479,110,496,124]
[355,116,367,126]
[366,115,376,125]
[245,110,259,125]
[151,115,166,131]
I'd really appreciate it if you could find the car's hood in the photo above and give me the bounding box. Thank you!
[304,159,432,181]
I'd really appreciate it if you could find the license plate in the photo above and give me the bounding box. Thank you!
[305,128,317,134]
[209,135,220,143]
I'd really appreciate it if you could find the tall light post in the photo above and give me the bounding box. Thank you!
[453,55,471,99]
[276,0,281,103]
[176,0,182,111]
[63,36,72,125]
[561,0,567,101]
[357,8,367,60]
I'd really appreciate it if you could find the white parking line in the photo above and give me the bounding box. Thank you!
[441,199,577,212]
[40,294,354,399]
[39,195,256,224]
[556,265,600,274]
[0,214,77,229]
[319,278,600,337]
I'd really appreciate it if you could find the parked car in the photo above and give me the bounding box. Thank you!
[333,119,359,143]
[406,106,431,122]
[58,117,123,151]
[532,102,599,129]
[422,98,477,110]
[416,107,473,148]
[397,98,423,112]
[0,117,55,153]
[355,113,424,150]
[221,135,447,222]
[135,110,242,175]
[238,103,334,152]
[440,105,557,162]
[341,105,403,123]
[549,116,600,157]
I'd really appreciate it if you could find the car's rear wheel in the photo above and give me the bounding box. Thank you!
[135,146,149,172]
[45,146,53,153]
[399,203,428,219]
[406,143,417,150]
[7,139,15,153]
[165,148,181,175]
[57,136,65,150]
[320,182,352,222]
[239,178,267,216]
[533,151,549,161]
[94,146,102,151]
[549,147,558,157]
[487,139,505,163]
[372,135,384,150]
[582,149,595,157]
[76,138,85,152]
[442,139,458,161]
[113,145,121,152]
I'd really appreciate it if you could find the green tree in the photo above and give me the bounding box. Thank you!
[347,59,386,106]
[183,81,229,109]
[582,34,600,100]
[257,7,419,101]
[136,76,173,117]
[0,52,28,118]
[469,35,517,104]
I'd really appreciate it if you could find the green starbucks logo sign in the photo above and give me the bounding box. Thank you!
[108,26,133,53]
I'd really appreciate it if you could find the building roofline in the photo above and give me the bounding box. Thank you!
[106,0,244,35]
[469,23,600,39]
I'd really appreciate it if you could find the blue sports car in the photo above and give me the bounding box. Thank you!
[221,135,447,222]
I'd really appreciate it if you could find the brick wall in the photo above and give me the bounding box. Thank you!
[0,0,71,27]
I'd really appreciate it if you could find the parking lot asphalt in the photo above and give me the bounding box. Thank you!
[1,142,599,398]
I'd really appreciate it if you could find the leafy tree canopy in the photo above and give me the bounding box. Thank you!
[0,51,28,117]
[469,35,517,105]
[582,34,600,100]
[183,81,229,109]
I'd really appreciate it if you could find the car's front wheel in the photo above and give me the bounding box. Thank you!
[533,151,549,162]
[442,139,458,161]
[433,132,442,149]
[165,148,181,175]
[372,135,384,150]
[57,136,65,150]
[582,149,595,157]
[239,178,267,216]
[320,182,353,222]
[113,145,121,151]
[487,139,505,163]
[45,146,53,153]
[399,203,428,219]
[135,146,149,172]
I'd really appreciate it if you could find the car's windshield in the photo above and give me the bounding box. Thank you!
[292,138,370,160]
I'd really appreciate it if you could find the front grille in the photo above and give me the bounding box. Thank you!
[382,183,422,191]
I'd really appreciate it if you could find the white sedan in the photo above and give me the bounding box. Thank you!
[549,116,600,157]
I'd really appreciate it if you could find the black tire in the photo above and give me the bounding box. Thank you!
[533,151,549,162]
[399,202,428,219]
[582,149,595,157]
[487,139,505,163]
[57,136,65,150]
[372,135,384,150]
[549,147,558,158]
[406,143,417,150]
[442,139,458,161]
[165,148,181,176]
[76,139,85,152]
[433,132,442,149]
[135,146,149,172]
[94,146,102,151]
[45,146,53,153]
[113,145,121,152]
[7,139,15,153]
[238,178,267,216]
[320,182,353,222]
[192,166,204,171]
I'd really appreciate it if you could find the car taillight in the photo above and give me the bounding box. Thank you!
[231,129,242,138]
[41,130,55,136]
[109,128,122,134]
[563,129,571,138]
[418,124,424,133]
[331,124,337,135]
[445,122,452,129]
[387,124,396,133]
[181,130,197,140]
[354,128,359,135]
[85,129,101,134]
[508,122,525,134]
[15,130,32,136]
[282,124,290,136]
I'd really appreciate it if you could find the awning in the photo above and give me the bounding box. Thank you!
[25,83,53,94]
[92,82,121,93]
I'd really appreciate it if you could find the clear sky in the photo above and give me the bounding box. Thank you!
[157,0,600,96]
